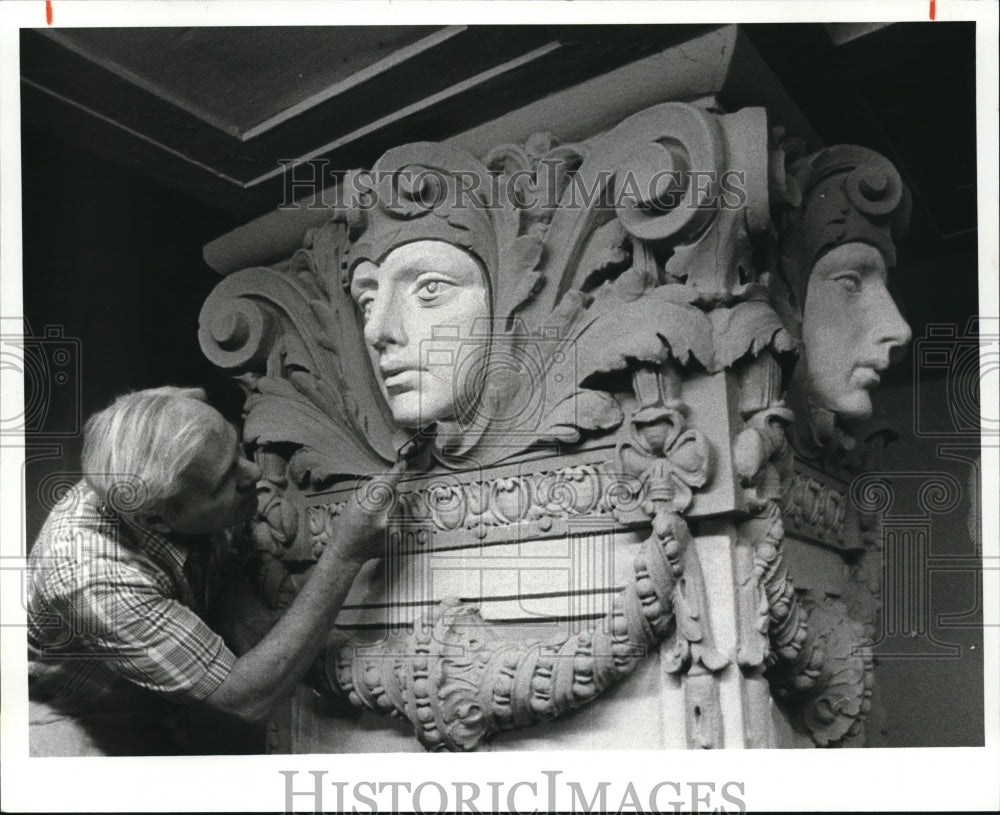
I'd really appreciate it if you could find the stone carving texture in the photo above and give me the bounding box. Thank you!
[200,103,909,750]
[779,471,849,546]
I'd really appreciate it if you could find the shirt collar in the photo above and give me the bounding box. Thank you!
[120,511,233,581]
[88,487,191,579]
[85,480,230,577]
[125,519,192,578]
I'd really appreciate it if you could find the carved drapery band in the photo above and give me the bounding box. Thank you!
[306,460,648,560]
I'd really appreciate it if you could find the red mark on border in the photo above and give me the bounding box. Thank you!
[930,0,936,20]
[45,0,52,25]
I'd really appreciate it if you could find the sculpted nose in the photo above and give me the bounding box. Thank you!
[879,288,912,363]
[363,294,407,350]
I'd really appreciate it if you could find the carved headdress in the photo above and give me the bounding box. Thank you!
[339,143,502,301]
[330,141,554,460]
[776,144,911,322]
[335,136,588,336]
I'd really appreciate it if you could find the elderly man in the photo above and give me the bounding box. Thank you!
[27,386,401,755]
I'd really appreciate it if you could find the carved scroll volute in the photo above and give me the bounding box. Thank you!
[197,102,839,751]
[311,108,795,750]
[199,276,278,373]
[529,102,726,320]
[516,102,772,327]
[199,224,398,572]
[198,226,396,476]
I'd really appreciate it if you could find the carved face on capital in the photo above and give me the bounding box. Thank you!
[800,241,911,423]
[350,239,490,429]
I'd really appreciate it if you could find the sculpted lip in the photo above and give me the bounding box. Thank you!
[856,369,881,388]
[854,361,887,388]
[380,365,422,392]
[859,356,890,371]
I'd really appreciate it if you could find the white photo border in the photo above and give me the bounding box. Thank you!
[2,2,997,812]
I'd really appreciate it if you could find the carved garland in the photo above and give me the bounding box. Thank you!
[732,355,874,747]
[326,510,691,751]
[311,361,724,751]
[720,134,901,747]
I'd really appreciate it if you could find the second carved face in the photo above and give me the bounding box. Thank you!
[800,241,911,423]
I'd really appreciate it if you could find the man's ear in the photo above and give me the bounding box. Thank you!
[134,511,173,535]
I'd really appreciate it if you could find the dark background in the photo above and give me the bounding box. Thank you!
[18,23,984,749]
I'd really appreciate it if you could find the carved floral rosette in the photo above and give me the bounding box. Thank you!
[199,101,895,750]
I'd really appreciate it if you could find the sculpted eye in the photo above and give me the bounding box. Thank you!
[357,296,374,321]
[416,278,451,302]
[835,272,862,294]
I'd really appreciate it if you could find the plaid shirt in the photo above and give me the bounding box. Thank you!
[27,480,236,713]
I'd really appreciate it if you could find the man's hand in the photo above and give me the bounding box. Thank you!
[334,434,433,564]
[334,462,407,565]
[201,445,425,726]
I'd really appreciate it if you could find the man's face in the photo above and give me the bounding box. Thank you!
[801,241,912,423]
[163,419,262,536]
[350,240,490,428]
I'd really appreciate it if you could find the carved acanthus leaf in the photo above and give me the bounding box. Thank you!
[709,300,799,370]
[479,135,588,324]
[518,102,732,327]
[531,389,624,445]
[199,227,397,483]
[778,598,874,747]
[442,333,626,465]
[575,218,634,292]
[663,206,753,292]
[301,223,397,461]
[199,103,812,752]
[244,375,385,488]
[585,240,659,312]
[574,288,714,378]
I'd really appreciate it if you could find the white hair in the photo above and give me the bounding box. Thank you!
[81,386,227,518]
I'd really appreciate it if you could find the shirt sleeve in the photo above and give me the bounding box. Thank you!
[50,561,237,704]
